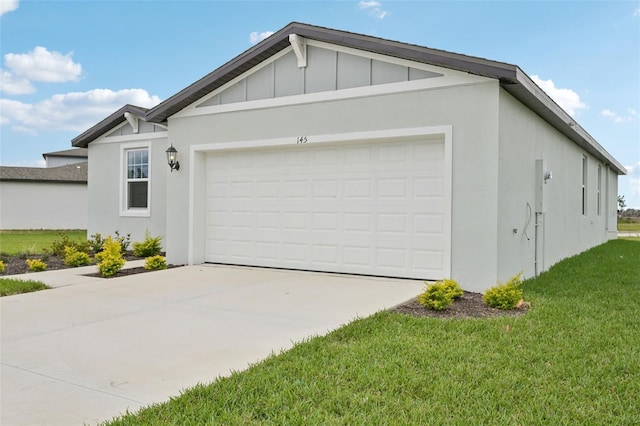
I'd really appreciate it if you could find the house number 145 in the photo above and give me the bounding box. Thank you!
[296,136,308,144]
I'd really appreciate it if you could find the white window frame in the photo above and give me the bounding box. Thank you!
[581,155,588,216]
[597,164,602,216]
[120,142,151,217]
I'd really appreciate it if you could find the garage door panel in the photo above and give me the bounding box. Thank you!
[205,138,448,279]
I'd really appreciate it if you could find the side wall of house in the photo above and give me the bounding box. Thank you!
[86,133,168,245]
[165,80,502,291]
[497,90,616,281]
[0,181,87,229]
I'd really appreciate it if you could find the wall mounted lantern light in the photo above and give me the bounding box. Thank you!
[166,144,180,172]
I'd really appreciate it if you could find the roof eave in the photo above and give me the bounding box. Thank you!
[71,104,149,148]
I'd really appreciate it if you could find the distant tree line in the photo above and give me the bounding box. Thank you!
[618,195,639,217]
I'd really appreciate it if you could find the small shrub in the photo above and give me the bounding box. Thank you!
[63,246,92,267]
[0,260,5,274]
[50,231,90,256]
[418,279,464,311]
[132,230,163,257]
[88,232,105,254]
[483,272,525,310]
[95,237,126,277]
[144,255,167,271]
[26,258,47,272]
[114,231,131,253]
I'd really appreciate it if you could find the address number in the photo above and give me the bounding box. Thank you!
[296,136,308,144]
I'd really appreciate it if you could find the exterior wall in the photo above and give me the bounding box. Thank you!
[86,130,168,246]
[45,156,87,168]
[497,89,616,281]
[0,181,87,229]
[166,79,501,292]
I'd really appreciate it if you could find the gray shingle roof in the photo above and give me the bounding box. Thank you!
[0,162,87,183]
[42,148,88,159]
[70,22,626,175]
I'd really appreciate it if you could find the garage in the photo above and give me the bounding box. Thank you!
[205,136,450,280]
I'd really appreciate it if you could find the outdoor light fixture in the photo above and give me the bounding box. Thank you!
[166,144,180,172]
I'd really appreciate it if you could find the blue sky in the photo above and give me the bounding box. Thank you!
[1,0,639,207]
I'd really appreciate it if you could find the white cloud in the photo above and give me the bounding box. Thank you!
[0,0,19,16]
[601,108,637,123]
[249,31,274,45]
[531,75,587,117]
[359,0,387,19]
[4,46,82,83]
[0,68,35,94]
[0,88,161,133]
[634,7,640,17]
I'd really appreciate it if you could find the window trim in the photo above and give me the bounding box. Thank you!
[597,164,602,216]
[120,142,151,217]
[581,155,587,216]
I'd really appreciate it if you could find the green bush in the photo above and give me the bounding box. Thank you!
[0,260,5,274]
[95,237,126,277]
[418,279,464,311]
[50,231,90,256]
[26,258,47,272]
[132,230,163,257]
[63,246,92,267]
[483,272,525,310]
[90,231,131,254]
[144,255,167,271]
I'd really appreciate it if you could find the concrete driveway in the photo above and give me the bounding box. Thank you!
[1,264,423,425]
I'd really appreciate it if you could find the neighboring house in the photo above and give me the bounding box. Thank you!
[42,148,88,168]
[71,23,625,291]
[0,149,88,230]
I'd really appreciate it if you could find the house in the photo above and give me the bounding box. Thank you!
[0,149,88,230]
[71,23,625,291]
[42,148,88,168]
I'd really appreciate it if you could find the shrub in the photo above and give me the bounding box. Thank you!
[89,231,131,254]
[0,260,5,274]
[132,230,163,257]
[95,237,126,277]
[114,231,131,253]
[483,272,525,310]
[144,255,167,271]
[88,233,105,254]
[50,231,90,256]
[26,258,47,272]
[63,246,92,267]
[418,279,464,311]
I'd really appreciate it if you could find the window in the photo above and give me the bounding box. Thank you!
[122,146,150,216]
[597,165,602,216]
[581,156,587,215]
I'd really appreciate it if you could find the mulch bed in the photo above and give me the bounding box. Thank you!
[83,264,182,278]
[391,291,529,319]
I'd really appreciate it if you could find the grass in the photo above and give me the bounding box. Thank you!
[103,239,640,425]
[0,278,50,296]
[0,229,86,255]
[618,222,640,232]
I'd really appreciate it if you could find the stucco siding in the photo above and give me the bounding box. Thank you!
[0,181,87,229]
[497,89,612,281]
[166,80,501,291]
[87,135,168,245]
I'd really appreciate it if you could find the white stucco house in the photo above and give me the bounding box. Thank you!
[71,23,624,291]
[0,149,88,230]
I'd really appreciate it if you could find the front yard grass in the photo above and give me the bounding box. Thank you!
[0,229,86,255]
[0,278,50,296]
[104,239,640,425]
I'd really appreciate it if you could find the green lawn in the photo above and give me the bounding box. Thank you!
[0,278,50,296]
[104,239,640,425]
[618,222,640,232]
[0,230,86,255]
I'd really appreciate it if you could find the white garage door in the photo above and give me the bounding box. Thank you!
[205,138,448,279]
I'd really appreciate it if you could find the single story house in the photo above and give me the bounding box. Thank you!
[0,149,88,230]
[71,22,624,291]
